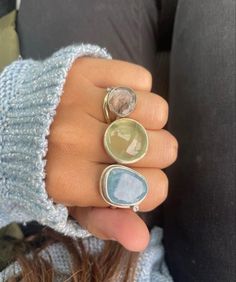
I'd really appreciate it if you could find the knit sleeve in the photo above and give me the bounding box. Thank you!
[0,44,112,238]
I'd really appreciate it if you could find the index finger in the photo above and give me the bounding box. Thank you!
[72,57,153,92]
[74,78,168,130]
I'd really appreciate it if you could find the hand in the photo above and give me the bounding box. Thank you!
[45,57,178,251]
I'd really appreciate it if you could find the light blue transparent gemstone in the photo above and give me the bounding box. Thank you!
[106,167,148,206]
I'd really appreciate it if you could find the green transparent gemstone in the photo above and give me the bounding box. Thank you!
[104,118,148,164]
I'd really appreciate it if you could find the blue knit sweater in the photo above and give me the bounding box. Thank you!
[0,44,173,281]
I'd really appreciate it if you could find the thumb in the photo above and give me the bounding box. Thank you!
[69,207,150,252]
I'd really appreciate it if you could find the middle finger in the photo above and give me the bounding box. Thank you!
[50,112,178,168]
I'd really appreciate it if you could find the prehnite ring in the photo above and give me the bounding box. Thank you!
[100,164,148,212]
[104,118,149,164]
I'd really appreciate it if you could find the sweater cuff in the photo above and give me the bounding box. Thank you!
[0,44,112,238]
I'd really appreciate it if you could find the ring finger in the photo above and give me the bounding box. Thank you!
[46,159,168,212]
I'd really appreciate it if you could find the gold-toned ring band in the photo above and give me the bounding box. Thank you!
[102,92,111,123]
[103,86,137,124]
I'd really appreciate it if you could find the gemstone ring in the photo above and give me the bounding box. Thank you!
[103,86,137,123]
[99,164,148,212]
[104,118,149,164]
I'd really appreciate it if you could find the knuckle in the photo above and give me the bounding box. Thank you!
[135,66,152,91]
[158,98,169,127]
[74,56,90,70]
[57,140,78,155]
[153,173,169,209]
[142,170,169,212]
[149,96,169,127]
[169,135,179,163]
[46,168,82,206]
[46,170,69,203]
[158,171,169,203]
[163,132,178,166]
[49,125,80,155]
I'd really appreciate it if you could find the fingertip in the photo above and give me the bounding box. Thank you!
[71,207,150,252]
[102,209,150,252]
[121,222,150,252]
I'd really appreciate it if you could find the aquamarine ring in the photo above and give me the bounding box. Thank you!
[99,164,148,212]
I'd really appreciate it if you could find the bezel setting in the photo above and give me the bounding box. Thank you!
[104,118,149,164]
[99,164,148,212]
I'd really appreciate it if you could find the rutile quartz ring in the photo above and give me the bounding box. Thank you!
[104,118,149,164]
[100,164,148,212]
[103,87,137,123]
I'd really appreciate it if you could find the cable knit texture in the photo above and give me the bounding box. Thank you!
[0,44,173,281]
[0,44,111,238]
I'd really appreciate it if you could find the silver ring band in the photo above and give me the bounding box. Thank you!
[100,164,148,212]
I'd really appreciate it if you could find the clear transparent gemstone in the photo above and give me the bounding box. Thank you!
[108,87,136,117]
